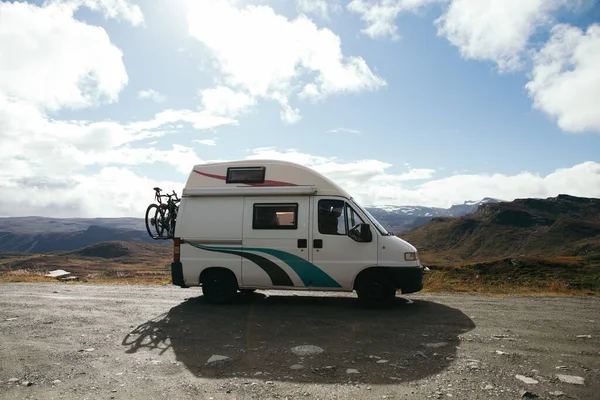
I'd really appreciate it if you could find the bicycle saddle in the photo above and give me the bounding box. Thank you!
[153,187,162,192]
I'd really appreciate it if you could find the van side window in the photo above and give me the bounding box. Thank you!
[346,203,366,228]
[318,199,346,235]
[253,203,298,229]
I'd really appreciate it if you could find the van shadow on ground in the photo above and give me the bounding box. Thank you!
[122,293,475,384]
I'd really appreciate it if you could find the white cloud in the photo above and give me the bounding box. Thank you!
[328,127,360,134]
[4,167,185,218]
[138,89,166,103]
[0,1,240,218]
[525,23,600,133]
[0,1,128,111]
[199,86,255,117]
[184,0,385,123]
[194,139,217,146]
[296,0,340,20]
[4,144,600,216]
[48,0,144,26]
[348,0,446,40]
[244,148,600,208]
[435,0,568,72]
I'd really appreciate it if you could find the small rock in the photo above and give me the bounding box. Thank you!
[576,335,591,338]
[21,381,32,387]
[8,378,19,383]
[266,381,273,385]
[423,342,448,348]
[206,355,230,364]
[291,345,324,356]
[484,384,494,390]
[376,359,389,364]
[549,391,565,397]
[555,366,568,370]
[556,374,584,385]
[516,375,539,384]
[5,318,17,321]
[346,369,359,374]
[290,364,303,370]
[52,379,61,385]
[495,350,508,355]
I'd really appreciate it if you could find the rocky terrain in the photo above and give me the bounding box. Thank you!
[0,283,598,399]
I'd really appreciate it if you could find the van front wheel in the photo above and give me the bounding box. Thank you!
[356,272,396,309]
[202,269,238,304]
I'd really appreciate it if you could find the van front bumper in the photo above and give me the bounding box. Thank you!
[390,265,424,294]
[171,261,188,288]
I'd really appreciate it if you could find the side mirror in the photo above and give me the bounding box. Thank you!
[349,223,372,242]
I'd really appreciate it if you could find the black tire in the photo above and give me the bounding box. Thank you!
[154,206,170,239]
[144,204,159,239]
[356,271,396,309]
[202,269,238,304]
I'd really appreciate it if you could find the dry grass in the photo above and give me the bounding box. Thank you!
[0,245,172,285]
[1,241,598,297]
[421,269,598,297]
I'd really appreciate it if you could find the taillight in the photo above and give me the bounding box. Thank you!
[174,237,180,262]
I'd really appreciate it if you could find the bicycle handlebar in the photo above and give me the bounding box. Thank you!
[154,188,180,202]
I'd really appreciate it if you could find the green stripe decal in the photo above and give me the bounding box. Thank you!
[245,247,341,288]
[190,244,341,288]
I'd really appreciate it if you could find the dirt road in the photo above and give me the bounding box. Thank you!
[0,283,598,399]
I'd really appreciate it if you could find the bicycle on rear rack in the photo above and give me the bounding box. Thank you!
[145,187,180,240]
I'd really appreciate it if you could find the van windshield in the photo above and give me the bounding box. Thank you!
[350,199,390,235]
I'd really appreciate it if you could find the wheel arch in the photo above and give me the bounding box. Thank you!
[199,266,240,287]
[352,266,397,290]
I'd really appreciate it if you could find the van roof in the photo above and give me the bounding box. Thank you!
[183,159,351,198]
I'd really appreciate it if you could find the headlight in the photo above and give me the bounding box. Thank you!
[404,252,417,261]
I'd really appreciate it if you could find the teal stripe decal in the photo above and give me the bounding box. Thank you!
[190,244,341,288]
[245,248,341,288]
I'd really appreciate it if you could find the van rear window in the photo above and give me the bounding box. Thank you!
[253,203,298,229]
[226,166,266,183]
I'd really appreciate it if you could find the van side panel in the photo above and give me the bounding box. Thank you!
[240,196,312,288]
[176,197,244,286]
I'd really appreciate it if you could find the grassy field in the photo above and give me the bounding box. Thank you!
[1,242,598,297]
[0,242,172,285]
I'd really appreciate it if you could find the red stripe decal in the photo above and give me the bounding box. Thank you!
[193,170,297,186]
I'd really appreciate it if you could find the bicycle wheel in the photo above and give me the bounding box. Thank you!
[145,204,159,239]
[154,206,171,239]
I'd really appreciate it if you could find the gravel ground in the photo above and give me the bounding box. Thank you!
[0,283,599,399]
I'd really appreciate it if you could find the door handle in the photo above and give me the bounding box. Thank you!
[297,239,307,248]
[313,239,323,248]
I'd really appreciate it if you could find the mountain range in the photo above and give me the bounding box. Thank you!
[0,199,500,253]
[401,194,600,263]
[364,197,502,233]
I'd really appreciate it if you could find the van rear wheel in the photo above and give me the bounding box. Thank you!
[202,270,238,304]
[356,272,396,309]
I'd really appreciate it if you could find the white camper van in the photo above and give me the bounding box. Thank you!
[170,160,424,307]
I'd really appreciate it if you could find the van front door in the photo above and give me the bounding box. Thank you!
[241,197,312,288]
[310,196,378,290]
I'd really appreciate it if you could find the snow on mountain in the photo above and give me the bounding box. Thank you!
[365,198,503,233]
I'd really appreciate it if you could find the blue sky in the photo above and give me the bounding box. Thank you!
[1,0,599,217]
